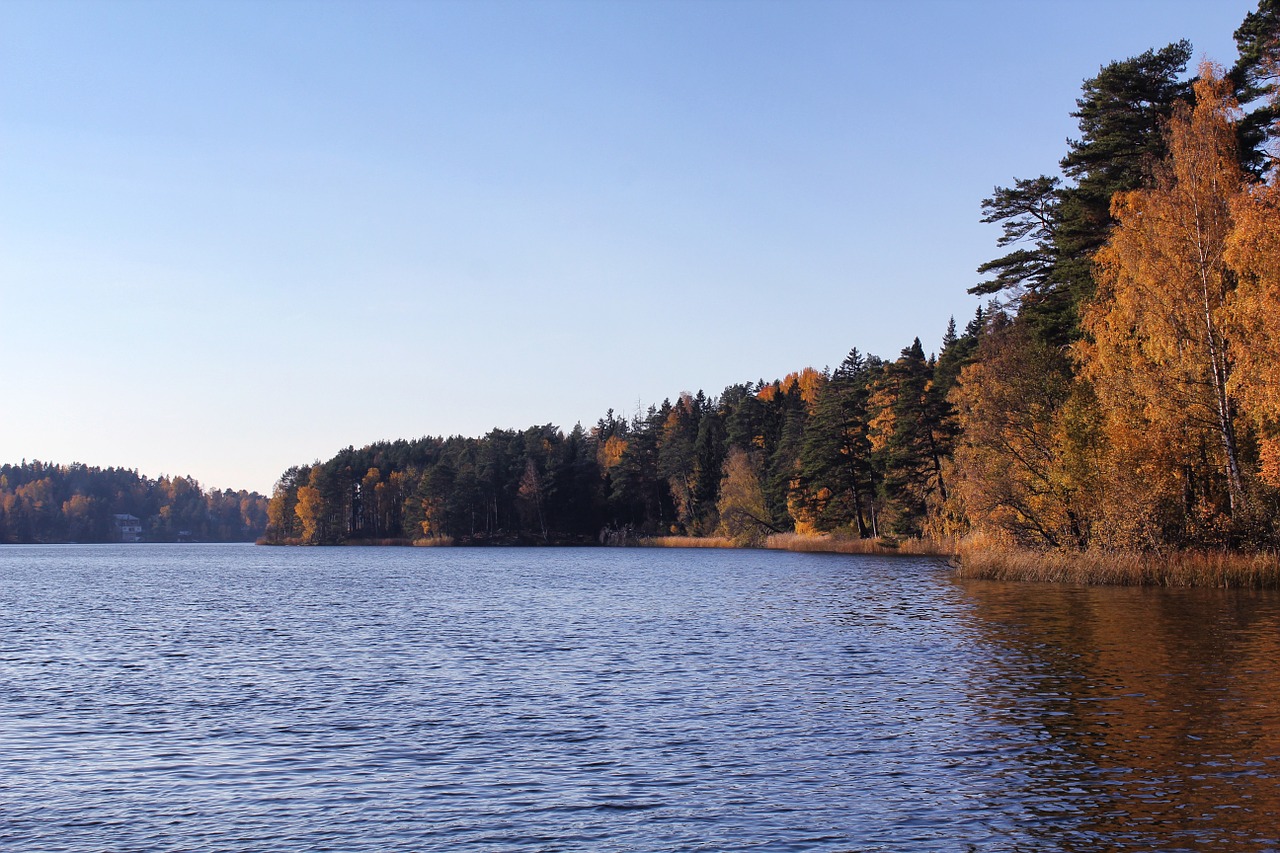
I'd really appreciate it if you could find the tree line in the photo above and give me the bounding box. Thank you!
[265,2,1279,552]
[263,324,975,546]
[0,461,269,543]
[957,1,1280,551]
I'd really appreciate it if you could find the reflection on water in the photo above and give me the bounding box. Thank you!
[0,544,1278,851]
[955,579,1280,851]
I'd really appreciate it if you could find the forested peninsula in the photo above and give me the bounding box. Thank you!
[0,462,269,544]
[267,4,1280,583]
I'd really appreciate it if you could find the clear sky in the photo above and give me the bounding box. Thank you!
[0,0,1260,495]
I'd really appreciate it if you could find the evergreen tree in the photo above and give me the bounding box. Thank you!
[1049,40,1193,343]
[881,339,952,536]
[977,42,1194,347]
[1231,0,1280,177]
[971,175,1061,305]
[691,405,728,535]
[799,348,877,537]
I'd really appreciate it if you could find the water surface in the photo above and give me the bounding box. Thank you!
[1,544,1277,850]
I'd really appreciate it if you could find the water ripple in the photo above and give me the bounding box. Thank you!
[2,544,1279,850]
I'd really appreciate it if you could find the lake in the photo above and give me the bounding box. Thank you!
[1,544,1278,851]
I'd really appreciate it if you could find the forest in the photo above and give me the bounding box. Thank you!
[0,461,269,544]
[261,2,1279,554]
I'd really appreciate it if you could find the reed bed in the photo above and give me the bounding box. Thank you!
[636,536,736,549]
[764,532,958,557]
[955,535,1280,588]
[411,535,456,547]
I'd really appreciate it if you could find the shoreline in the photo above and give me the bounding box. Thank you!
[954,536,1280,589]
[256,532,1280,588]
[258,531,959,558]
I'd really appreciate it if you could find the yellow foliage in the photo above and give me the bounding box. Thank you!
[1225,178,1280,482]
[786,476,820,536]
[62,494,95,518]
[267,490,291,533]
[951,320,1090,547]
[716,448,773,546]
[1261,439,1280,488]
[793,367,826,411]
[598,435,627,470]
[866,384,897,454]
[1084,64,1248,523]
[420,497,446,538]
[295,485,324,544]
[757,367,825,411]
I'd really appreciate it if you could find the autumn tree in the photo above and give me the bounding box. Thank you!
[359,467,383,537]
[267,465,308,542]
[1084,65,1249,539]
[1225,148,1280,485]
[951,315,1097,547]
[62,494,103,541]
[879,339,953,535]
[295,480,326,544]
[716,447,777,546]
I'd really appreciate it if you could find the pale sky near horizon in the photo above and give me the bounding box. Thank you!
[0,0,1260,495]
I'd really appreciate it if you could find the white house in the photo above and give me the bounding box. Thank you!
[113,514,142,543]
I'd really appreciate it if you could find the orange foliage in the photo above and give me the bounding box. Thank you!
[757,367,826,411]
[951,320,1091,547]
[295,484,324,544]
[716,448,772,545]
[1084,65,1248,520]
[1225,178,1280,483]
[865,384,897,455]
[786,476,820,536]
[597,435,627,470]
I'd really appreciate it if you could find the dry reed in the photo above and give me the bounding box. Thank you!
[955,532,1280,588]
[635,536,736,549]
[764,532,958,557]
[412,536,456,547]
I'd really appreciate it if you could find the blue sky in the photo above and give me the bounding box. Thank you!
[0,0,1259,494]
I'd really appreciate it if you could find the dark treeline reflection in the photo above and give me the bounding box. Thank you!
[955,579,1280,850]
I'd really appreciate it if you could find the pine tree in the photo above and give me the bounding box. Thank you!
[1050,41,1193,343]
[1230,0,1280,176]
[799,348,877,537]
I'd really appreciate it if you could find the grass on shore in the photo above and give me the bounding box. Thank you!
[412,536,456,547]
[764,532,957,556]
[634,532,956,555]
[636,536,736,548]
[954,533,1280,588]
